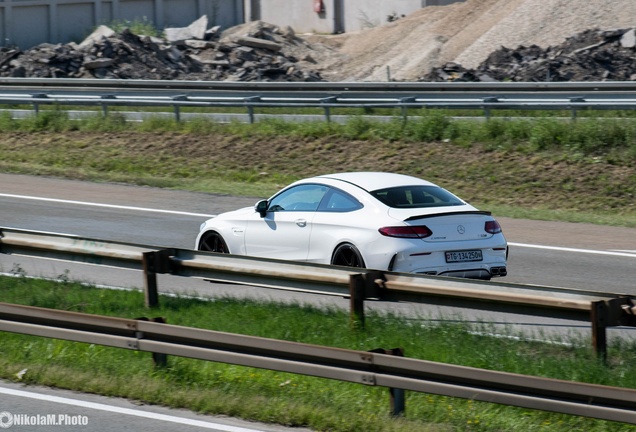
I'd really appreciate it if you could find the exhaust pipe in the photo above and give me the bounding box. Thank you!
[490,266,507,277]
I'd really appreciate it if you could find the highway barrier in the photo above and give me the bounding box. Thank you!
[3,78,636,122]
[1,226,635,361]
[1,301,636,424]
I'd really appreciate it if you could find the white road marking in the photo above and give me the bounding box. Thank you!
[508,242,636,258]
[0,193,215,218]
[0,386,264,432]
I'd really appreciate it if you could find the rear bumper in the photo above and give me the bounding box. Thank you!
[435,266,507,280]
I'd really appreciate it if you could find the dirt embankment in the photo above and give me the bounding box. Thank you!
[6,0,636,82]
[316,0,636,81]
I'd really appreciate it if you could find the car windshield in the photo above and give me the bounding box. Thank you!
[370,186,465,208]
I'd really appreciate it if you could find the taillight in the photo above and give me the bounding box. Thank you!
[379,226,432,238]
[485,220,502,234]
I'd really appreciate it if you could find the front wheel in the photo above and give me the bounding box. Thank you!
[331,243,365,268]
[198,231,229,253]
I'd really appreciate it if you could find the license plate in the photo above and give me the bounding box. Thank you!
[445,250,483,263]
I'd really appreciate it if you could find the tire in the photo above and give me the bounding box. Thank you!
[198,231,229,254]
[331,243,365,268]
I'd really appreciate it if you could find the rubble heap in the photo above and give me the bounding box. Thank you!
[4,14,636,83]
[421,28,636,82]
[0,18,326,82]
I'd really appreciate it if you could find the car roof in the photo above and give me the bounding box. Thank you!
[312,172,438,192]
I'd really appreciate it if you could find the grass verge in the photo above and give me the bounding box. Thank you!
[1,274,635,431]
[0,110,634,227]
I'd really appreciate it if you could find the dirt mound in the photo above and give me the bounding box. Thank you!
[4,0,636,82]
[316,0,636,81]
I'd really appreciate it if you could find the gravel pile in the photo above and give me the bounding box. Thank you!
[3,0,636,82]
[0,20,327,82]
[421,28,636,82]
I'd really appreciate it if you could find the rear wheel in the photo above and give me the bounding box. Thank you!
[198,232,229,253]
[331,243,365,268]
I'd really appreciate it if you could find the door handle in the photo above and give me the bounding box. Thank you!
[295,219,307,227]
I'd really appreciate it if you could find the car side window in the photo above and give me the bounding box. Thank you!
[267,184,328,212]
[318,188,363,212]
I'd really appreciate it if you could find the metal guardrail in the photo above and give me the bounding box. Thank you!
[3,78,636,122]
[1,301,636,424]
[1,227,635,360]
[5,77,636,93]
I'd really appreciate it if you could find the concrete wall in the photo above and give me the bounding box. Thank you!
[340,0,426,33]
[247,0,465,34]
[0,0,243,49]
[245,0,426,34]
[244,0,338,34]
[0,0,465,49]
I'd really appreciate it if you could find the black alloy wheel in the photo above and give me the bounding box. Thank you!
[331,243,365,268]
[198,232,229,253]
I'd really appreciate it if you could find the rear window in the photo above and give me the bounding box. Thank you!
[371,186,465,208]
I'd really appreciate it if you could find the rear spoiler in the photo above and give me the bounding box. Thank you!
[404,210,492,222]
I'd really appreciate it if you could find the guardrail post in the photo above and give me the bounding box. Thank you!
[32,93,47,116]
[101,95,115,117]
[370,347,406,416]
[171,95,188,122]
[591,300,608,362]
[142,249,173,308]
[321,97,337,123]
[136,317,168,368]
[349,274,365,329]
[349,272,386,329]
[244,96,261,124]
[570,97,584,121]
[482,97,498,120]
[591,298,636,363]
[400,97,415,123]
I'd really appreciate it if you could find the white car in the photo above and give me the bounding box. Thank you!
[196,172,508,279]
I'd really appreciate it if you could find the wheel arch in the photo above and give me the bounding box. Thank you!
[197,229,231,254]
[330,241,366,268]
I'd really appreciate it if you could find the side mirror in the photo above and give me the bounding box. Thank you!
[255,199,268,217]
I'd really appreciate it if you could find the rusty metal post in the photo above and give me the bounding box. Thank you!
[388,348,405,416]
[142,251,159,308]
[591,300,608,362]
[150,317,168,368]
[142,249,174,309]
[349,274,366,329]
[136,317,168,368]
[370,348,406,416]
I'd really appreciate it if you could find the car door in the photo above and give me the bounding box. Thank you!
[244,184,328,261]
[307,187,366,263]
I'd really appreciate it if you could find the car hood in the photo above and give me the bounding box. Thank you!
[214,206,256,220]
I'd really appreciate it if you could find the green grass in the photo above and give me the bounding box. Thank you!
[0,109,634,226]
[1,275,636,431]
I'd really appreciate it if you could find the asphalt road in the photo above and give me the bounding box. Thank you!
[1,173,635,431]
[0,380,311,432]
[2,171,635,336]
[1,172,635,293]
